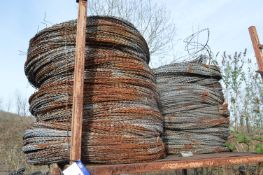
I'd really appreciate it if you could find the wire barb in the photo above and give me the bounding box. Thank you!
[23,16,165,165]
[155,61,230,154]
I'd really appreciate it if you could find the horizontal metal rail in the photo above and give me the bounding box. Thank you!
[87,153,263,175]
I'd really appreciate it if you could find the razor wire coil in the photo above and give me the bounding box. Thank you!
[23,16,165,165]
[155,60,230,154]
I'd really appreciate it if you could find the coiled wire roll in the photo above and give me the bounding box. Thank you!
[155,61,230,154]
[23,16,165,165]
[25,16,150,88]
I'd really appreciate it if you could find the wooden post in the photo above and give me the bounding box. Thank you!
[248,26,263,81]
[70,0,87,162]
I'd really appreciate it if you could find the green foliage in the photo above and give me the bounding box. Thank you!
[235,133,251,144]
[220,49,263,130]
[253,136,263,142]
[225,143,236,151]
[230,130,262,153]
[255,143,263,154]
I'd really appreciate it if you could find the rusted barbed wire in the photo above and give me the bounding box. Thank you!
[25,16,150,88]
[23,16,165,165]
[175,29,213,64]
[154,59,230,154]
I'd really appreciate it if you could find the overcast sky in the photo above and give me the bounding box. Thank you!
[0,0,262,112]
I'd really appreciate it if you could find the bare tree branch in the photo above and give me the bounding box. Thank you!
[5,98,11,113]
[88,0,176,67]
[15,91,29,117]
[0,98,2,111]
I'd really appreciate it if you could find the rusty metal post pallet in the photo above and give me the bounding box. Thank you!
[70,0,87,163]
[49,163,61,175]
[86,153,263,175]
[52,153,263,174]
[50,9,263,175]
[249,26,263,81]
[50,0,87,174]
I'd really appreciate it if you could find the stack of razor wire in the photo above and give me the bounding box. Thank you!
[155,60,229,154]
[23,16,165,165]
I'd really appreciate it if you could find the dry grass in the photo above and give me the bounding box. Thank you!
[0,111,48,174]
[0,110,261,174]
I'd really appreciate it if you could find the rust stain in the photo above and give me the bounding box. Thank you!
[88,153,263,175]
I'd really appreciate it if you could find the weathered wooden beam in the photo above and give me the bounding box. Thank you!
[70,0,87,162]
[248,26,263,81]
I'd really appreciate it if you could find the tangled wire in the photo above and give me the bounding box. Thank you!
[154,59,230,154]
[23,16,165,165]
[175,29,214,64]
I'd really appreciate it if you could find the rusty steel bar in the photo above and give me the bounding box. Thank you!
[70,0,87,162]
[87,153,263,175]
[248,26,263,81]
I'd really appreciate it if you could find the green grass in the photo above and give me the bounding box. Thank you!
[226,129,263,153]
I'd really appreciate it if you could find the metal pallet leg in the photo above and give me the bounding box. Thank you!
[182,169,188,175]
[50,163,61,175]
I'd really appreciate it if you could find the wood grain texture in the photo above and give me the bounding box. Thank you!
[70,0,87,162]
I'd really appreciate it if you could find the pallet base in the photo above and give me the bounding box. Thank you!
[52,153,263,174]
[86,152,263,175]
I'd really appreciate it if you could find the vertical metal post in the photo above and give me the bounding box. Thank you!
[256,162,263,175]
[248,26,263,81]
[50,164,61,175]
[70,0,87,161]
[182,169,188,175]
[193,168,198,175]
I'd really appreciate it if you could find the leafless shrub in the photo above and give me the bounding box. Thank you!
[15,91,29,117]
[89,0,176,66]
[5,98,12,113]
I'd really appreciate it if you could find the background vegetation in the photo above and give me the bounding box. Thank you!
[0,111,48,174]
[218,49,263,154]
[0,0,262,174]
